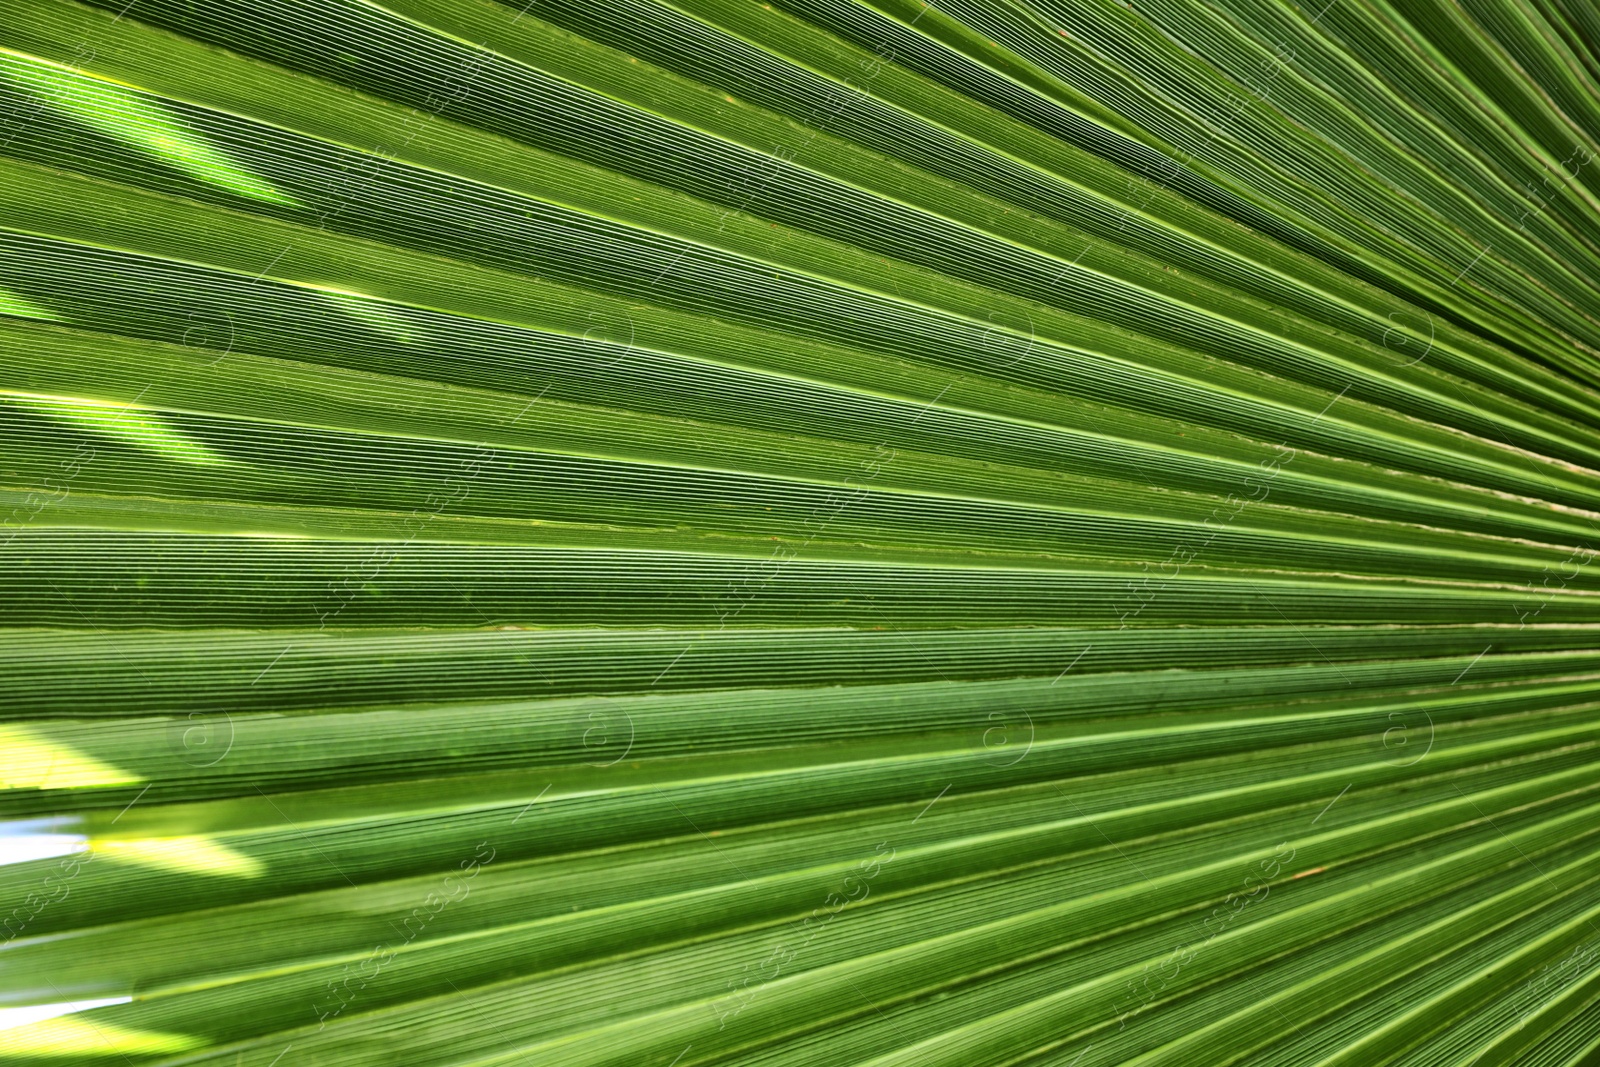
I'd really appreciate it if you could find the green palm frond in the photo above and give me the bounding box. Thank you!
[1,0,1598,1063]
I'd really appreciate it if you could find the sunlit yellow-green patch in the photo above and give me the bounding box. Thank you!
[4,391,228,466]
[322,289,419,344]
[93,835,265,878]
[0,286,58,321]
[0,1016,200,1056]
[0,50,297,206]
[0,725,139,790]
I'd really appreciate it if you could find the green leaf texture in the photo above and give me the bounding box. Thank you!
[1,0,1598,1062]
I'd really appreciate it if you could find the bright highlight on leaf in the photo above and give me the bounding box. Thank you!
[321,290,419,344]
[0,50,297,206]
[0,725,137,790]
[4,391,227,466]
[92,835,264,878]
[0,1015,199,1056]
[0,285,57,320]
[0,998,130,1033]
[0,818,85,865]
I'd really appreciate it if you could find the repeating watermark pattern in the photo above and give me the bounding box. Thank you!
[978,644,1090,770]
[307,326,621,630]
[712,145,799,238]
[1516,147,1595,234]
[1110,842,1297,1030]
[1496,934,1600,1045]
[1384,145,1592,369]
[312,841,496,1029]
[1216,42,1298,129]
[1109,666,1460,1048]
[0,442,94,546]
[10,46,248,367]
[982,708,1035,769]
[651,17,910,285]
[581,706,636,768]
[1077,6,1297,242]
[1515,543,1594,629]
[1116,381,1350,628]
[579,310,636,372]
[1072,747,1395,1063]
[313,443,502,629]
[3,788,148,946]
[166,710,236,769]
[0,44,98,149]
[316,44,496,235]
[714,441,899,629]
[977,307,1038,371]
[2,841,93,946]
[182,306,235,367]
[709,841,896,1029]
[1436,144,1596,312]
[1381,708,1434,768]
[314,711,636,1036]
[1116,440,1299,628]
[1097,656,1477,1043]
[1380,309,1434,367]
[1371,651,1472,772]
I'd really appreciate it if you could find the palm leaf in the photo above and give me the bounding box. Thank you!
[1,0,1598,1063]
